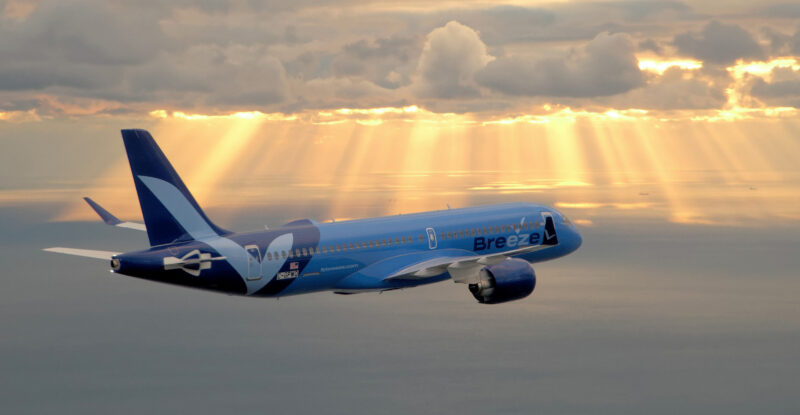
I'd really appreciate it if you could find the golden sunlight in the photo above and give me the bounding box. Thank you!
[728,58,800,80]
[54,102,800,228]
[637,58,703,74]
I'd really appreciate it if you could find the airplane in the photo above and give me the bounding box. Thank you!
[45,129,582,304]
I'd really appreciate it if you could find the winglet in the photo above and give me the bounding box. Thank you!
[82,197,147,231]
[84,197,122,225]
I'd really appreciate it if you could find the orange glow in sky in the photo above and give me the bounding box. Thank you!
[49,104,800,229]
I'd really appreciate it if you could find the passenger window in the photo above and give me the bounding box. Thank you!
[381,239,386,247]
[301,248,308,256]
[408,236,413,243]
[288,250,294,259]
[267,252,273,261]
[348,243,354,250]
[418,235,424,243]
[440,232,445,239]
[315,247,320,254]
[387,239,392,246]
[281,251,286,259]
[322,246,328,254]
[295,248,302,257]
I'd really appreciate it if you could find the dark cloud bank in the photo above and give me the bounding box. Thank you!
[0,0,798,115]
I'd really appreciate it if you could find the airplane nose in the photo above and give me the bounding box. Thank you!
[572,228,583,252]
[561,224,582,254]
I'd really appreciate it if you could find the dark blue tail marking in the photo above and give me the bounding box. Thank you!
[84,197,122,225]
[121,129,229,246]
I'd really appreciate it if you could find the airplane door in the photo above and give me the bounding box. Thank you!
[245,244,261,280]
[426,227,437,249]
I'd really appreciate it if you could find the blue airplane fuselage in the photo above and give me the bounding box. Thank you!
[114,202,582,298]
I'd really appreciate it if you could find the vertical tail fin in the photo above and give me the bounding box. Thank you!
[121,129,229,246]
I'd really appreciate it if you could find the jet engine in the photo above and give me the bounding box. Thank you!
[468,258,536,304]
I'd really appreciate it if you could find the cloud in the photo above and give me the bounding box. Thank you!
[760,2,800,18]
[290,77,402,111]
[0,0,164,91]
[332,35,420,89]
[475,32,644,98]
[607,68,727,110]
[454,5,555,45]
[673,21,764,65]
[2,1,164,66]
[127,45,290,109]
[750,67,800,108]
[638,39,663,54]
[413,21,493,99]
[1,0,798,117]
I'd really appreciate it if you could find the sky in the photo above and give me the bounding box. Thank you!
[1,0,800,414]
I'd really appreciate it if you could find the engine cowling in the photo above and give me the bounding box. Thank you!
[468,258,536,304]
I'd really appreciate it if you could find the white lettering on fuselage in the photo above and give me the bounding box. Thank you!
[321,264,359,273]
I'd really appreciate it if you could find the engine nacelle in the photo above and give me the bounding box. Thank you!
[468,258,536,304]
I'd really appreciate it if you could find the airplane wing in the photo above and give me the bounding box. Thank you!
[385,243,555,283]
[43,247,120,260]
[385,214,560,284]
[83,197,146,231]
[334,215,561,292]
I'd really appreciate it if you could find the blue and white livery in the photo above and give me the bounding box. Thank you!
[45,129,582,304]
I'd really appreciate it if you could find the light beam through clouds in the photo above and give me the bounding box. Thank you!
[1,0,798,230]
[47,109,800,228]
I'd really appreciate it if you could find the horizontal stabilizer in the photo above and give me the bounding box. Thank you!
[43,247,120,260]
[84,197,146,231]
